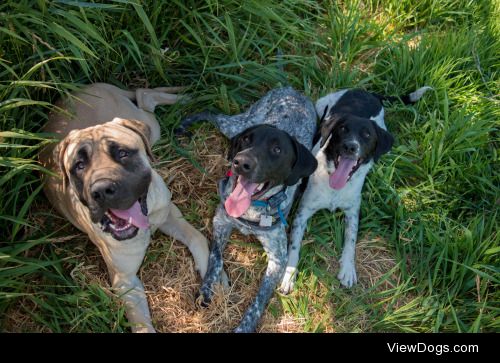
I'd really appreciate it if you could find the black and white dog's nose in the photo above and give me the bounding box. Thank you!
[342,141,359,155]
[233,154,255,174]
[91,179,118,203]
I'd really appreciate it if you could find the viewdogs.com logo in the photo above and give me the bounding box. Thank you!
[387,343,478,355]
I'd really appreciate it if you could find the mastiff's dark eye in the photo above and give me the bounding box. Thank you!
[75,161,85,171]
[118,149,129,158]
[273,146,281,154]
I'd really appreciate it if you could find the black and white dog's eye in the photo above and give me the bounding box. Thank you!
[340,125,346,132]
[363,131,371,138]
[273,146,281,154]
[243,135,250,143]
[118,149,129,158]
[75,161,85,170]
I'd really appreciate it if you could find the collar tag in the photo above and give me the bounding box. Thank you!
[259,214,273,227]
[268,190,287,209]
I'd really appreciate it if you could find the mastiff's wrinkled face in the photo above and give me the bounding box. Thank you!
[58,118,154,240]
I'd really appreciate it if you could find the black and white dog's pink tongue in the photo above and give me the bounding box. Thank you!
[329,157,356,190]
[224,177,258,218]
[110,201,149,229]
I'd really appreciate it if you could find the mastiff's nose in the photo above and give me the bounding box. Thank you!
[91,179,118,204]
[232,154,255,175]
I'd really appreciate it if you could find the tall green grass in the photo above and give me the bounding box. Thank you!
[1,0,498,332]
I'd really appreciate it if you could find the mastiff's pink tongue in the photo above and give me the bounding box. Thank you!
[110,201,149,229]
[329,157,356,190]
[224,176,258,218]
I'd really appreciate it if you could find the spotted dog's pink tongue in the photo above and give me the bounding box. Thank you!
[110,201,149,229]
[329,157,356,190]
[224,176,258,218]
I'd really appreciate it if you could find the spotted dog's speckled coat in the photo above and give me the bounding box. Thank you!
[180,87,316,332]
[280,87,431,294]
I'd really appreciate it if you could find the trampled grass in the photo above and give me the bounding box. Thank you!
[0,0,498,332]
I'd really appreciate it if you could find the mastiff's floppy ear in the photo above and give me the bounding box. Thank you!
[320,112,345,147]
[284,137,318,186]
[112,118,155,162]
[371,121,394,162]
[56,135,73,190]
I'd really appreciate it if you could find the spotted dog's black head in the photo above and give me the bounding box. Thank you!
[224,124,317,218]
[320,112,394,190]
[59,119,153,240]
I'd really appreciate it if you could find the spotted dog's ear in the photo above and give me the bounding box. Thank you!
[371,121,394,162]
[227,125,260,161]
[284,137,318,186]
[112,118,155,162]
[227,134,241,161]
[320,112,345,147]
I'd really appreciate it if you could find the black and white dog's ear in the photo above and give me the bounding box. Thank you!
[285,137,318,186]
[320,112,344,147]
[372,121,394,162]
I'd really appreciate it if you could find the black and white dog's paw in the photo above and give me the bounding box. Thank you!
[279,266,298,295]
[337,259,357,288]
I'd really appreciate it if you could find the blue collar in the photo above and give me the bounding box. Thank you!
[250,189,288,227]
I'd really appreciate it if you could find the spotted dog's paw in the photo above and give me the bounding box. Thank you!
[234,323,254,333]
[279,266,297,295]
[196,286,213,308]
[196,271,230,308]
[337,259,357,288]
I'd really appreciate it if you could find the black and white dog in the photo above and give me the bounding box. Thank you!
[280,86,431,293]
[179,87,317,332]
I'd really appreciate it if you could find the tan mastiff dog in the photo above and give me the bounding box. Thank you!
[39,83,209,332]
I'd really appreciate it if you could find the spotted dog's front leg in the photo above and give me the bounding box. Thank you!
[199,207,232,306]
[337,204,360,288]
[234,231,287,333]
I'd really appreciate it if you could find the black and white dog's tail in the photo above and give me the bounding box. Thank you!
[373,86,433,105]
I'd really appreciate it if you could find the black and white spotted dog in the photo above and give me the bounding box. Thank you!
[179,87,317,332]
[280,86,431,293]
